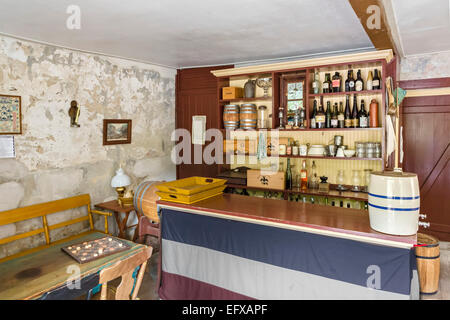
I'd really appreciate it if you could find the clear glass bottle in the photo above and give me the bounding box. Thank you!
[312,71,320,94]
[258,105,268,129]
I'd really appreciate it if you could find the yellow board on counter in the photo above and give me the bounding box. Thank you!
[156,177,227,196]
[156,185,226,204]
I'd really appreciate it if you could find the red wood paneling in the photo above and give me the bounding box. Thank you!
[400,77,450,241]
[176,65,233,179]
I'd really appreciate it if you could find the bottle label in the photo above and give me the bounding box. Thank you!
[355,82,363,91]
[359,116,368,127]
[373,80,379,87]
[310,118,316,128]
[349,82,355,88]
[330,119,338,128]
[367,81,373,90]
[337,114,344,121]
[332,80,340,87]
[301,172,307,179]
[315,115,325,123]
[352,118,359,127]
[312,82,317,88]
[344,119,352,127]
[323,83,329,89]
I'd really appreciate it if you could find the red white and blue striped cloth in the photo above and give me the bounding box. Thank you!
[159,208,419,300]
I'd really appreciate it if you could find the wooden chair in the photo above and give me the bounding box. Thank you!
[98,246,152,300]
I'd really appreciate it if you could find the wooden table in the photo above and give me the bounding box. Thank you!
[95,200,140,240]
[0,232,145,300]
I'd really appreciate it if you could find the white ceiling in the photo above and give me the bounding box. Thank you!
[390,0,450,56]
[0,0,374,68]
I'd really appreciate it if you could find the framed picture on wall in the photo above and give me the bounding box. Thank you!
[0,95,22,134]
[103,119,132,145]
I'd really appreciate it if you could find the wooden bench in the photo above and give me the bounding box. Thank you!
[0,194,112,263]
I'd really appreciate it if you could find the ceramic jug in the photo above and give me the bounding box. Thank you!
[244,79,256,98]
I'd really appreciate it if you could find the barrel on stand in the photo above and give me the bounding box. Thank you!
[240,104,257,130]
[133,181,165,223]
[223,104,240,130]
[415,233,440,295]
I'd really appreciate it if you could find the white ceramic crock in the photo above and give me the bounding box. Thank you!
[368,171,420,236]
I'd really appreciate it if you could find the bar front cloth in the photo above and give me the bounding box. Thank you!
[159,208,419,300]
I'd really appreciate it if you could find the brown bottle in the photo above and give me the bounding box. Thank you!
[369,99,379,127]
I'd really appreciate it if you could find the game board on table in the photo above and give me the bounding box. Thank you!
[61,236,131,264]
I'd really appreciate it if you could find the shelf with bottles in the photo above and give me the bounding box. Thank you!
[309,62,384,96]
[308,89,382,98]
[308,93,382,131]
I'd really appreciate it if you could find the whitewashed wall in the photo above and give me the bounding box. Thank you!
[0,35,176,257]
[400,50,450,80]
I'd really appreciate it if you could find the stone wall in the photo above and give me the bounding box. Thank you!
[0,35,176,258]
[400,50,450,80]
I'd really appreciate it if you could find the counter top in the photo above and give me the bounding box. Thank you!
[157,194,417,249]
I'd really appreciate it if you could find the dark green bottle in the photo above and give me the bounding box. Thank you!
[325,101,332,128]
[285,158,292,190]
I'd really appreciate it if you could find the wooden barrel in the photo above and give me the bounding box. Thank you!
[240,104,257,129]
[415,233,440,294]
[223,104,240,130]
[133,181,165,223]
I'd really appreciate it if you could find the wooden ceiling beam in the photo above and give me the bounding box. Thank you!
[348,0,399,56]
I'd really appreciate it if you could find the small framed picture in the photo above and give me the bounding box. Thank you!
[103,119,132,145]
[0,95,22,135]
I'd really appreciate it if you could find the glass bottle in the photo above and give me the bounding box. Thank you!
[325,101,332,128]
[338,102,345,128]
[358,99,368,128]
[346,70,355,92]
[285,158,293,190]
[344,95,352,128]
[373,69,381,90]
[308,161,318,189]
[312,71,320,94]
[352,95,359,128]
[331,103,338,128]
[355,69,364,92]
[315,99,326,129]
[336,170,346,191]
[367,71,373,91]
[332,72,341,93]
[300,160,308,191]
[351,170,362,192]
[323,73,331,93]
[310,100,317,129]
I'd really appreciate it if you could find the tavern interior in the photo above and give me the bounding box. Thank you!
[0,0,449,301]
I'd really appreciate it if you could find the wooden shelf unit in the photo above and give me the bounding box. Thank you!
[214,51,397,196]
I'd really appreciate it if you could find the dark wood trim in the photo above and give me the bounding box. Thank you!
[399,77,450,90]
[348,0,398,54]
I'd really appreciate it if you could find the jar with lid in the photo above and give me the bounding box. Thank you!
[366,142,376,159]
[258,105,268,129]
[374,142,382,158]
[355,142,366,158]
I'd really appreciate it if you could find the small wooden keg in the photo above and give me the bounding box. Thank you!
[240,104,257,129]
[415,233,440,294]
[223,104,240,130]
[133,181,165,223]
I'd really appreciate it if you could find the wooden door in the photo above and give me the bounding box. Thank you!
[401,78,450,241]
[175,66,233,179]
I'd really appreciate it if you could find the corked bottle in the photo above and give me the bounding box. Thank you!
[369,99,379,127]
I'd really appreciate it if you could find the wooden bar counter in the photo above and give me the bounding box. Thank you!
[158,193,416,249]
[157,193,419,300]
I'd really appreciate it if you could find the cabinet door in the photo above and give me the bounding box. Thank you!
[402,80,450,241]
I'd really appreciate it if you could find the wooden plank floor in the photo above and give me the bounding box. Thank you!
[137,242,450,300]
